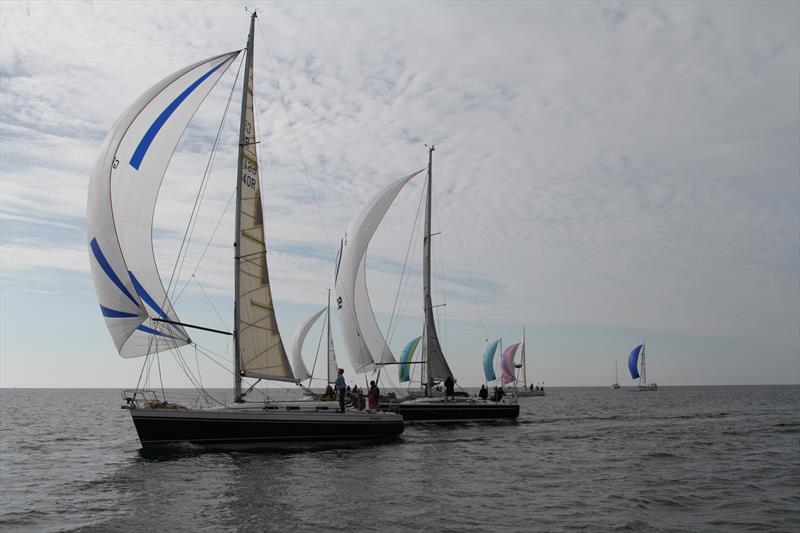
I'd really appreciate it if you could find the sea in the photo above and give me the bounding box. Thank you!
[1,386,798,532]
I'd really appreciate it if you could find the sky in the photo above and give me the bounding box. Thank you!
[0,0,798,389]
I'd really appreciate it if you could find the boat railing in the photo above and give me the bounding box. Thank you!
[120,389,161,409]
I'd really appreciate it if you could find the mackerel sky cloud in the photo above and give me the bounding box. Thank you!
[0,1,797,387]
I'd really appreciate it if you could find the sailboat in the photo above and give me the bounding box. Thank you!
[290,290,338,400]
[628,342,657,391]
[612,360,621,389]
[514,328,544,397]
[336,146,519,422]
[86,12,403,449]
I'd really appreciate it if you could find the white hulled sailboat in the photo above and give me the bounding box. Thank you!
[628,342,657,391]
[512,328,545,397]
[335,146,519,422]
[87,12,403,449]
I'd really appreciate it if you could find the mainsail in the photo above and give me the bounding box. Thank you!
[482,339,500,382]
[501,342,521,385]
[234,15,294,386]
[335,170,423,372]
[87,51,239,357]
[628,344,643,380]
[421,147,453,383]
[289,307,326,382]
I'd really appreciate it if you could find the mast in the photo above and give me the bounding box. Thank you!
[326,288,334,383]
[521,327,527,388]
[615,360,618,384]
[423,145,434,396]
[423,145,439,396]
[641,341,646,386]
[234,12,257,402]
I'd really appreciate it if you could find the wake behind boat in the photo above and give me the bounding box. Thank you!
[87,12,403,449]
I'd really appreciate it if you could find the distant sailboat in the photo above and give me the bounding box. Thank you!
[87,12,403,448]
[612,360,621,389]
[290,290,339,399]
[628,342,657,391]
[514,328,544,397]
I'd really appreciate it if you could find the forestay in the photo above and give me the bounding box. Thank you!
[87,52,239,358]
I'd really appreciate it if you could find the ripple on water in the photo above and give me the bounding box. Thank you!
[1,386,798,532]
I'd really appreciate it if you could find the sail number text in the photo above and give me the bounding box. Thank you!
[242,158,258,190]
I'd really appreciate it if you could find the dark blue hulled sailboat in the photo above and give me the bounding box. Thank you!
[87,12,403,449]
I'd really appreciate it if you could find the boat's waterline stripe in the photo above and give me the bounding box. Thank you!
[90,238,140,308]
[129,59,228,170]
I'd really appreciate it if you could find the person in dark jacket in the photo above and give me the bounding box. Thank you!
[478,384,488,400]
[444,375,455,401]
[334,369,347,412]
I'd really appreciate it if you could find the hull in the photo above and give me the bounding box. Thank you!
[129,405,404,449]
[639,384,658,391]
[379,398,519,423]
[516,389,545,397]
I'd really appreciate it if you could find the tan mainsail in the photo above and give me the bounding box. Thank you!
[234,14,294,387]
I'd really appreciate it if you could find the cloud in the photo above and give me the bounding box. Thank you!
[1,1,798,386]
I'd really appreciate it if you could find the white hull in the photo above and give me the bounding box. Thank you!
[516,389,545,397]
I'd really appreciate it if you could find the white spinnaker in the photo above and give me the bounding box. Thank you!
[355,255,394,364]
[87,51,239,358]
[335,170,423,373]
[290,307,326,382]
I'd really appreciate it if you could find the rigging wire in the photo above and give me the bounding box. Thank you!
[192,275,230,331]
[256,16,336,261]
[434,167,490,342]
[174,188,236,303]
[385,175,427,345]
[194,344,204,389]
[432,176,448,354]
[166,52,245,302]
[156,353,165,401]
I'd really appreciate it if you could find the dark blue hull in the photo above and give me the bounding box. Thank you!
[379,400,519,422]
[129,407,404,449]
